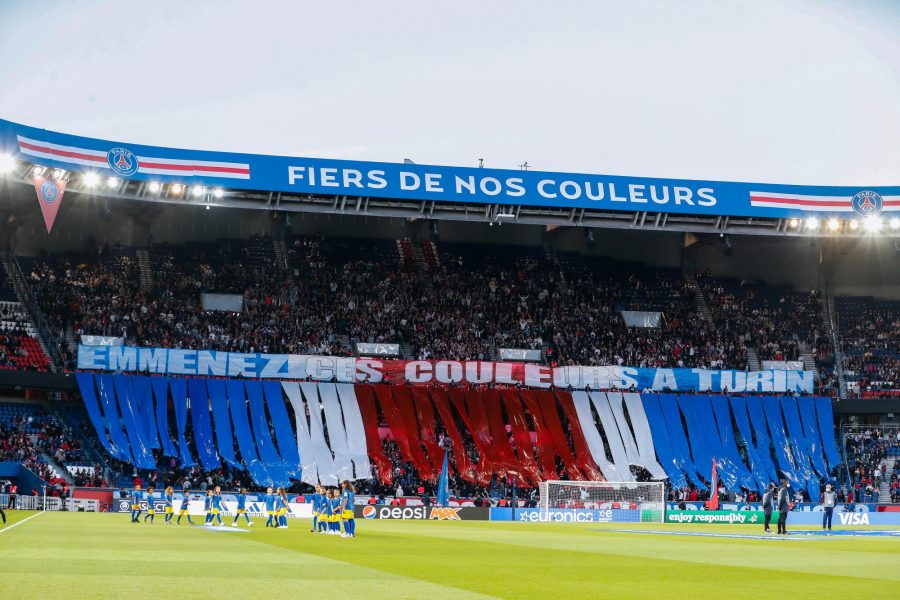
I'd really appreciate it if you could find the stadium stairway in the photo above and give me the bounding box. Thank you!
[746,348,761,371]
[40,452,74,486]
[878,458,896,504]
[135,248,153,292]
[823,294,849,399]
[683,273,712,323]
[801,352,816,372]
[273,238,290,273]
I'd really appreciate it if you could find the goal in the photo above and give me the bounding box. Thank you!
[538,481,665,523]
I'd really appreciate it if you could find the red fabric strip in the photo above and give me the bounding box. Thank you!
[429,388,475,482]
[391,387,436,480]
[555,391,605,481]
[532,390,584,480]
[513,390,557,482]
[449,389,494,484]
[353,385,393,485]
[410,387,444,475]
[481,389,520,474]
[500,390,544,485]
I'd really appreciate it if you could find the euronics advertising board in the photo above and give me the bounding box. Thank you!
[3,119,899,219]
[489,508,647,522]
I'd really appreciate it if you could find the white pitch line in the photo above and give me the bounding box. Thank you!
[0,511,44,534]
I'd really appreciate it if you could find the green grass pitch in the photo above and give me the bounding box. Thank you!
[0,511,897,598]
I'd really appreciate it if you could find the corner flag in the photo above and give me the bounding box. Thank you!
[706,457,719,510]
[436,451,450,507]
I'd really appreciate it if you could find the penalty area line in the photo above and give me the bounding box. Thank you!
[0,511,44,534]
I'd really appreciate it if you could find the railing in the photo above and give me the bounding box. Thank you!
[8,254,65,370]
[0,493,63,511]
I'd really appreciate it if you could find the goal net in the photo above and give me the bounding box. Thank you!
[538,481,665,523]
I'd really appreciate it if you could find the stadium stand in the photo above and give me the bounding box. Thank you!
[836,296,899,393]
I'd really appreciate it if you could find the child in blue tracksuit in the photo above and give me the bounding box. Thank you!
[320,489,333,533]
[164,487,175,524]
[130,485,144,523]
[232,488,253,527]
[142,487,156,523]
[341,480,356,538]
[330,489,342,534]
[275,487,289,529]
[264,486,276,528]
[210,486,224,525]
[177,492,195,525]
[310,485,323,533]
[204,490,214,525]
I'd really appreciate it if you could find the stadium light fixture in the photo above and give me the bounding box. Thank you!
[864,215,882,232]
[213,188,224,199]
[891,217,900,230]
[83,172,100,188]
[192,185,206,197]
[170,183,184,195]
[788,218,800,229]
[148,181,162,193]
[826,218,840,232]
[106,176,120,189]
[52,168,66,180]
[805,217,819,230]
[0,153,16,174]
[848,220,859,231]
[31,165,45,177]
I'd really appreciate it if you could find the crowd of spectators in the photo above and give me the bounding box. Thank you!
[0,405,90,494]
[844,428,898,503]
[22,236,840,378]
[837,297,899,393]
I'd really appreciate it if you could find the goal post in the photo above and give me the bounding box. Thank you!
[538,481,665,523]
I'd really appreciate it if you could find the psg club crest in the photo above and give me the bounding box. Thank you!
[31,175,68,233]
[107,147,139,176]
[851,190,883,216]
[39,179,60,203]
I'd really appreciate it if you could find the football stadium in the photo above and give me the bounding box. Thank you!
[0,2,899,598]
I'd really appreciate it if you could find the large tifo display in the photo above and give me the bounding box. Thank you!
[76,344,815,393]
[2,118,899,219]
[74,373,840,504]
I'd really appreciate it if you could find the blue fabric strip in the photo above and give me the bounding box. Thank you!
[225,379,272,486]
[112,374,155,469]
[75,373,113,455]
[762,395,801,488]
[206,379,240,469]
[263,380,300,477]
[797,396,827,477]
[640,394,687,488]
[728,396,777,487]
[187,379,220,471]
[168,377,196,467]
[130,376,160,450]
[815,396,842,470]
[95,373,132,463]
[150,377,178,457]
[244,380,289,487]
[658,394,705,488]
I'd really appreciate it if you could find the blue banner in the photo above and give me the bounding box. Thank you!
[3,118,899,219]
[489,507,642,523]
[76,344,815,393]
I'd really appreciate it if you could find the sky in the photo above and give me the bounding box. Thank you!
[1,0,899,185]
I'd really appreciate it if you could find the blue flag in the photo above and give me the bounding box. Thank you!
[436,450,450,507]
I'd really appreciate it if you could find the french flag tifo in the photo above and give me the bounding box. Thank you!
[749,191,900,212]
[16,135,250,179]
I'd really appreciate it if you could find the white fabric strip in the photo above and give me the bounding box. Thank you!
[589,392,635,482]
[605,392,641,465]
[281,381,319,486]
[336,384,372,480]
[622,393,667,480]
[318,383,354,482]
[570,391,622,482]
[299,382,338,485]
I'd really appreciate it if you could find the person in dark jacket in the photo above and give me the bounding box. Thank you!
[762,482,775,533]
[776,479,791,535]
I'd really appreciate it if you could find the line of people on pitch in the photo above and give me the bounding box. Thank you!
[128,483,292,528]
[761,480,838,534]
[309,481,357,538]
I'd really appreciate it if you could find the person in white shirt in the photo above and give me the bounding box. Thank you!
[821,483,836,530]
